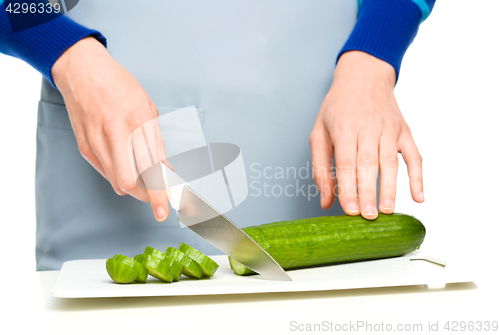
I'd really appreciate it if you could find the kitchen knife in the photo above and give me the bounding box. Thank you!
[162,164,292,281]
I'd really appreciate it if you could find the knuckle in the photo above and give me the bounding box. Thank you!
[332,122,354,138]
[413,176,423,184]
[118,177,137,193]
[78,142,93,159]
[379,153,399,166]
[112,185,126,196]
[308,134,315,147]
[384,119,402,133]
[402,124,413,135]
[102,122,120,140]
[135,152,154,172]
[313,165,333,180]
[85,130,104,150]
[309,129,321,147]
[335,157,356,172]
[150,102,160,118]
[408,153,423,165]
[357,154,378,167]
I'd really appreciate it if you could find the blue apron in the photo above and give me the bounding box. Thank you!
[36,0,358,270]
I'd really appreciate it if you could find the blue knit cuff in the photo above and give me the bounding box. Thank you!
[0,2,106,87]
[338,0,430,81]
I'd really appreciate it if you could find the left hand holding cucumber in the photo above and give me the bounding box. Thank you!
[310,51,425,220]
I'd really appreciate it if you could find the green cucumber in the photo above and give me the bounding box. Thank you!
[133,254,176,283]
[164,247,203,279]
[178,243,219,278]
[106,258,138,284]
[143,246,166,260]
[142,246,183,282]
[160,254,184,282]
[228,213,426,275]
[111,254,148,283]
[228,259,255,276]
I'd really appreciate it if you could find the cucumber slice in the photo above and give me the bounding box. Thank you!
[228,257,255,276]
[178,243,219,278]
[111,254,148,283]
[143,246,166,260]
[133,254,175,283]
[106,258,139,284]
[161,254,184,282]
[143,247,183,282]
[164,247,203,279]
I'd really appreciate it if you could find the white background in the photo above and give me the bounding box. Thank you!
[1,1,499,334]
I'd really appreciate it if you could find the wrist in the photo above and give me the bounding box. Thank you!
[52,36,108,91]
[335,51,396,88]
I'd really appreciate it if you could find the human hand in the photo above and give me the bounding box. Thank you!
[309,51,424,220]
[52,37,171,222]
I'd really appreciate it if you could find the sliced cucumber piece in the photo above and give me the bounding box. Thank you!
[143,247,183,281]
[161,254,184,282]
[178,243,219,278]
[106,258,139,284]
[228,257,255,276]
[111,254,148,283]
[133,254,175,283]
[143,246,166,260]
[165,247,203,279]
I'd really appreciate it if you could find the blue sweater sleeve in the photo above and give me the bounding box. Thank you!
[338,0,436,81]
[2,0,432,87]
[0,1,106,87]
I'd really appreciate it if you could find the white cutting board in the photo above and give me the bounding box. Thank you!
[51,250,483,298]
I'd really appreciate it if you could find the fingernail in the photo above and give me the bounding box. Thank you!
[380,199,393,211]
[156,206,167,221]
[320,192,325,207]
[347,201,360,214]
[419,191,425,202]
[363,203,378,217]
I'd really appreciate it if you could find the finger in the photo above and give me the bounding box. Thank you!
[147,102,174,170]
[141,117,167,166]
[69,109,110,181]
[399,130,424,203]
[124,117,170,219]
[310,126,335,209]
[378,132,399,214]
[331,129,360,215]
[127,116,170,209]
[356,130,380,220]
[90,138,127,196]
[112,138,150,203]
[140,163,170,222]
[76,137,109,182]
[151,109,174,171]
[131,126,156,175]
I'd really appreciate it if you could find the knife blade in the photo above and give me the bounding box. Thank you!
[177,185,292,281]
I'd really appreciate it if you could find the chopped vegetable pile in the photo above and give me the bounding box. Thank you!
[106,243,219,284]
